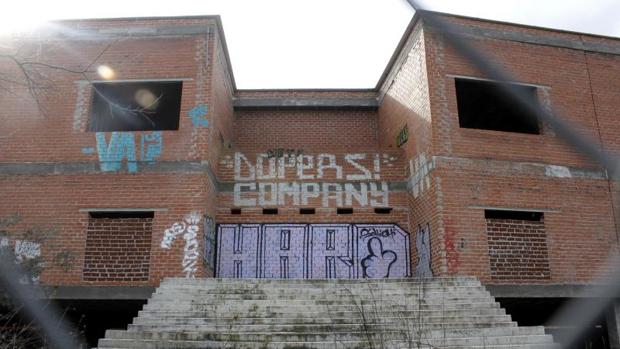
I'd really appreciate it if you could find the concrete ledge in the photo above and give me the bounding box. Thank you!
[233,97,379,110]
[42,286,156,300]
[448,23,620,56]
[488,284,614,298]
[0,161,212,175]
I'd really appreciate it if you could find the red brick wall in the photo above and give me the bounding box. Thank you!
[232,110,380,152]
[1,13,619,287]
[377,21,442,275]
[486,217,551,281]
[377,13,620,282]
[0,18,222,286]
[83,214,153,282]
[219,108,410,229]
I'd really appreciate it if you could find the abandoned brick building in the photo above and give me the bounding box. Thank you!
[1,10,620,348]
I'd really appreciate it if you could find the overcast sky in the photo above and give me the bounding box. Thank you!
[2,0,619,88]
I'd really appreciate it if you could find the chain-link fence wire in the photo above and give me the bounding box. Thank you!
[0,2,619,348]
[405,1,620,348]
[0,252,84,348]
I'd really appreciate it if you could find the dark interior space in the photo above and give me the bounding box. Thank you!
[485,209,543,221]
[89,81,183,132]
[499,298,611,349]
[58,299,146,347]
[0,299,145,348]
[455,78,541,134]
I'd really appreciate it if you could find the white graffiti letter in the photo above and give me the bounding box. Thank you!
[345,183,368,207]
[296,155,315,180]
[161,222,187,249]
[278,154,297,179]
[258,182,278,206]
[234,182,257,207]
[317,154,343,179]
[182,212,201,278]
[301,183,321,205]
[322,183,343,207]
[234,152,255,181]
[278,182,300,205]
[345,153,372,180]
[369,181,389,207]
[256,153,277,180]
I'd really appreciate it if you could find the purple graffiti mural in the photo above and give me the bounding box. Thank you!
[216,223,410,279]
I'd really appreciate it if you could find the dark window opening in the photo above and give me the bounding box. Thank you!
[88,81,183,132]
[337,208,353,215]
[88,211,154,219]
[299,208,316,215]
[455,78,540,134]
[230,208,241,215]
[485,209,543,221]
[374,207,393,214]
[263,208,278,215]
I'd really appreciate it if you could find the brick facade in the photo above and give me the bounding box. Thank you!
[83,213,153,282]
[486,216,551,281]
[0,12,619,291]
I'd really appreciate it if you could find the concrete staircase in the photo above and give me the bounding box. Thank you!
[97,277,558,348]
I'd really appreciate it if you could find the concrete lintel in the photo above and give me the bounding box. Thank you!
[233,97,379,110]
[468,205,561,213]
[434,156,608,181]
[488,284,614,298]
[30,24,213,41]
[0,161,210,175]
[447,23,620,56]
[78,208,169,213]
[42,285,156,300]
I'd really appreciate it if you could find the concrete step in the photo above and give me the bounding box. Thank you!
[98,334,555,349]
[96,277,557,349]
[153,287,489,299]
[108,325,545,341]
[127,321,519,333]
[161,277,481,286]
[155,283,485,292]
[143,297,496,308]
[137,307,506,319]
[132,314,513,326]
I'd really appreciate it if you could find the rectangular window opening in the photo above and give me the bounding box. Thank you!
[455,78,540,134]
[299,208,316,215]
[337,208,353,215]
[374,207,393,214]
[89,211,154,219]
[230,208,242,215]
[485,209,543,221]
[263,208,278,215]
[88,81,183,132]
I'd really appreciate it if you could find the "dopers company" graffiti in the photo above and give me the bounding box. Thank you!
[228,152,396,208]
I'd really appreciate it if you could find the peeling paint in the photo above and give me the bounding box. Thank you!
[545,165,572,178]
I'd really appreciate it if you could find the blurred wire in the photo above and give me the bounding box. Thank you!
[0,252,84,348]
[403,1,620,348]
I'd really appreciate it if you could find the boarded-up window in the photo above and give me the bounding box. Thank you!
[83,212,153,282]
[88,81,183,132]
[486,210,550,280]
